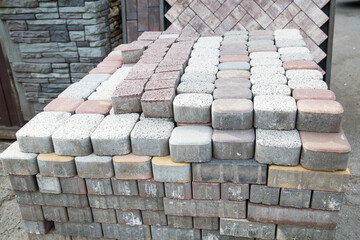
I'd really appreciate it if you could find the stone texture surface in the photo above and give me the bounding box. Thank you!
[152,156,191,183]
[113,154,152,180]
[220,218,275,239]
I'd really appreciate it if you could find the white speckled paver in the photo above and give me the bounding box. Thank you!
[131,119,175,156]
[252,84,291,96]
[159,33,179,39]
[75,153,114,178]
[191,48,220,58]
[254,95,297,130]
[278,47,310,55]
[91,114,139,156]
[193,41,220,49]
[224,35,248,41]
[249,52,280,59]
[173,93,213,123]
[80,74,111,84]
[57,81,100,99]
[274,29,301,38]
[281,53,314,62]
[218,62,250,71]
[288,79,328,91]
[52,114,104,156]
[185,65,218,75]
[224,30,248,36]
[16,112,71,153]
[177,81,215,94]
[250,59,282,67]
[251,66,285,75]
[107,67,132,82]
[247,40,274,46]
[181,72,216,83]
[255,129,301,166]
[286,70,323,80]
[197,36,223,43]
[169,126,212,163]
[188,56,219,66]
[250,74,287,85]
[88,91,112,101]
[275,39,306,48]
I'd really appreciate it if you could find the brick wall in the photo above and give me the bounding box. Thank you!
[0,0,122,117]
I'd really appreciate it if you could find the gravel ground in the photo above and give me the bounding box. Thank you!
[0,1,359,239]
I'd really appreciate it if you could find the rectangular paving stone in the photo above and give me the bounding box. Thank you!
[163,198,246,218]
[37,153,76,177]
[219,55,250,63]
[141,88,176,118]
[0,142,38,175]
[221,183,249,201]
[91,114,139,156]
[75,154,114,178]
[217,70,250,79]
[131,119,174,156]
[88,195,164,210]
[151,226,200,240]
[250,73,287,85]
[75,100,112,115]
[249,51,280,59]
[141,210,167,226]
[116,44,145,63]
[43,193,89,208]
[9,175,38,191]
[192,182,220,200]
[54,222,102,238]
[23,220,53,235]
[113,154,152,180]
[44,98,84,113]
[67,207,93,223]
[92,208,117,224]
[102,224,151,239]
[297,100,344,133]
[169,126,212,162]
[250,185,280,205]
[85,178,113,195]
[138,179,164,198]
[19,204,44,221]
[202,229,253,240]
[116,209,143,226]
[193,217,219,230]
[215,78,251,89]
[250,58,283,67]
[52,114,104,156]
[254,95,297,130]
[218,62,250,71]
[268,165,350,192]
[167,216,193,229]
[177,81,215,94]
[292,89,336,101]
[220,218,275,239]
[311,191,344,211]
[42,205,68,222]
[16,112,71,153]
[280,188,312,208]
[251,84,291,97]
[247,203,339,229]
[36,175,61,194]
[15,191,45,205]
[283,60,319,70]
[60,176,87,194]
[288,79,328,91]
[286,69,323,80]
[111,84,144,114]
[111,178,138,196]
[277,225,336,240]
[165,182,192,199]
[181,72,216,83]
[57,81,100,100]
[281,52,314,62]
[213,87,252,100]
[248,45,277,53]
[152,156,191,182]
[300,130,350,171]
[145,80,177,91]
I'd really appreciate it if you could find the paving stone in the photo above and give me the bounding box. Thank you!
[37,153,76,177]
[131,119,174,156]
[57,81,100,99]
[14,191,45,205]
[163,198,246,218]
[249,51,280,59]
[224,30,248,36]
[164,182,192,200]
[278,47,310,55]
[286,69,323,80]
[111,179,138,196]
[79,74,112,85]
[185,64,218,75]
[193,182,220,200]
[268,165,350,192]
[249,35,275,41]
[254,95,297,130]
[52,114,104,156]
[213,87,252,100]
[247,203,338,229]
[250,58,282,67]
[173,93,213,123]
[152,156,191,182]
[297,100,344,133]
[169,126,212,163]
[276,39,307,48]
[44,98,84,113]
[86,178,113,195]
[311,191,344,211]
[220,49,248,56]
[75,100,112,114]
[193,217,219,230]
[202,230,252,240]
[247,40,274,46]
[251,66,285,75]
[193,159,267,184]
[292,89,336,101]
[189,56,219,66]
[215,78,251,89]
[113,154,152,180]
[276,225,336,240]
[281,53,314,62]
[283,61,319,70]
[92,208,117,224]
[177,81,215,94]
[42,205,68,222]
[218,62,250,71]
[28,230,72,240]
[221,183,249,201]
[142,210,167,226]
[191,48,220,58]
[219,55,250,63]
[75,154,114,178]
[19,204,44,221]
[116,210,143,226]
[250,185,280,205]
[250,73,287,85]
[223,35,248,42]
[288,79,328,91]
[60,176,87,194]
[181,72,216,83]
[0,141,38,175]
[36,175,61,194]
[252,84,291,96]
[255,129,301,166]
[220,218,275,239]
[9,175,38,191]
[116,44,145,63]
[67,207,93,223]
[91,114,139,156]
[167,216,193,229]
[274,29,301,38]
[151,226,200,240]
[248,45,277,53]
[16,111,71,153]
[138,179,165,198]
[111,84,144,114]
[299,130,350,171]
[103,224,151,239]
[212,129,254,160]
[280,188,312,208]
[54,222,102,238]
[43,193,89,208]
[23,220,53,235]
[89,66,117,74]
[145,80,177,91]
[217,70,250,79]
[194,41,220,49]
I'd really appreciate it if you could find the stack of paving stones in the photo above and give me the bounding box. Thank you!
[0,29,351,240]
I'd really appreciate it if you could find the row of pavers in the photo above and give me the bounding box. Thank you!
[1,29,350,240]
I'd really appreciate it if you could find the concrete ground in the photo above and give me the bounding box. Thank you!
[0,1,359,239]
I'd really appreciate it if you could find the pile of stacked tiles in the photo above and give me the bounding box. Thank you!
[0,29,351,240]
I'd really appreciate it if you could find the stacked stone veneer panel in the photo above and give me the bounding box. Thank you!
[0,30,350,240]
[0,0,122,115]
